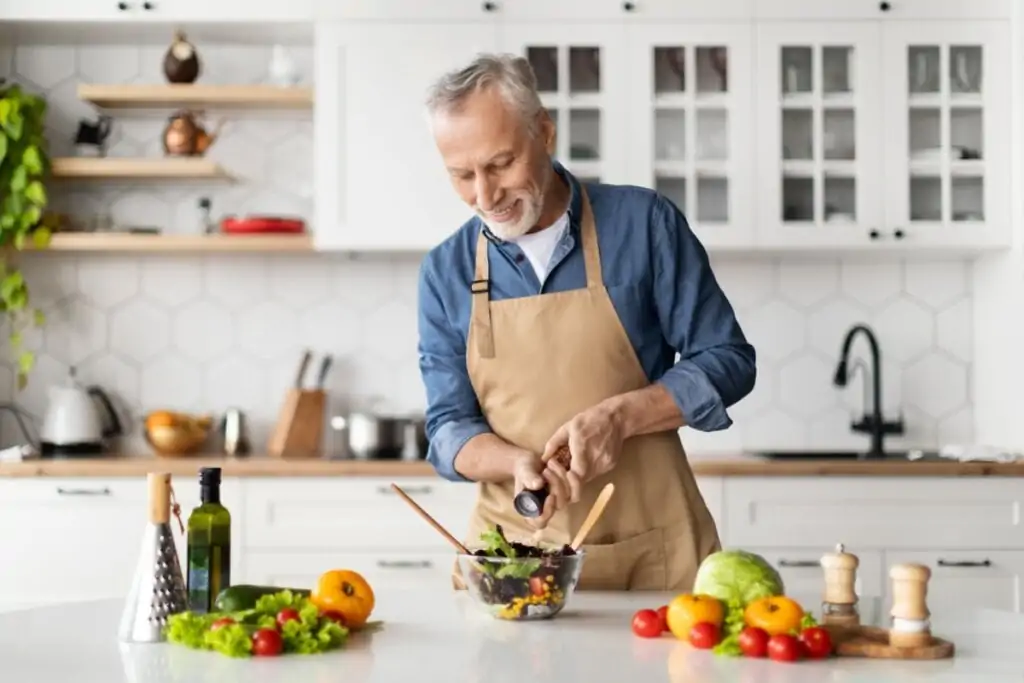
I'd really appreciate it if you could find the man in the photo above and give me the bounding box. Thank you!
[417,54,756,591]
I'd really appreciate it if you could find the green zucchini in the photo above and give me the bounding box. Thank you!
[213,584,311,612]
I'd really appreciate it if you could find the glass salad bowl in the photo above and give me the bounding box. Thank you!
[457,525,585,621]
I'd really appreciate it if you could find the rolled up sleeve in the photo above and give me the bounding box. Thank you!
[417,259,491,481]
[650,196,757,431]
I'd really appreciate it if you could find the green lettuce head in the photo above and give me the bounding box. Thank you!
[692,550,785,605]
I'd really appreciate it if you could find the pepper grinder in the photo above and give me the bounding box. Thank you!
[888,563,933,648]
[820,543,860,628]
[514,445,571,517]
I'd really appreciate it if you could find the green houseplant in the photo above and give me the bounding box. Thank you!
[0,80,54,388]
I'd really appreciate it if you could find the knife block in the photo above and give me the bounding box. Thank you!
[267,388,325,459]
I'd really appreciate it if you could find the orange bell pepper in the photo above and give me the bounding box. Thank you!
[311,569,375,628]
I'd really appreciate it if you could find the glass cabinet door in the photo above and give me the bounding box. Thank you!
[501,25,629,186]
[882,22,1010,246]
[626,25,754,246]
[755,24,883,246]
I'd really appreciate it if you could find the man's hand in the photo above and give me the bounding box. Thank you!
[512,451,572,529]
[540,401,626,502]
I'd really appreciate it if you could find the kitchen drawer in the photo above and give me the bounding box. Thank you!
[882,550,1024,616]
[724,477,1024,549]
[739,547,884,603]
[0,478,147,605]
[244,550,456,603]
[242,477,478,551]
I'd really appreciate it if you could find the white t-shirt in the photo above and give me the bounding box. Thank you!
[511,211,569,285]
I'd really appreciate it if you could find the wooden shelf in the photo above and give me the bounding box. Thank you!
[28,232,313,253]
[77,83,313,110]
[50,157,234,181]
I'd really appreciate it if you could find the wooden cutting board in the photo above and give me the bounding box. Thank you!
[827,624,955,660]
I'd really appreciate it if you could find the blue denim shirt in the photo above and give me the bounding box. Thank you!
[417,162,756,482]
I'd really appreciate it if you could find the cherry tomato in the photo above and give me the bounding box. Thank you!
[276,607,301,628]
[209,617,234,631]
[529,577,545,597]
[631,609,663,638]
[799,626,833,659]
[656,605,669,632]
[252,627,284,656]
[688,622,721,649]
[767,634,802,662]
[738,626,770,657]
[321,611,347,626]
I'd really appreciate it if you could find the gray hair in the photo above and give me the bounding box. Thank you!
[425,53,545,135]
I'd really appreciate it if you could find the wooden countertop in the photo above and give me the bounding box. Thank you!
[1,453,1023,477]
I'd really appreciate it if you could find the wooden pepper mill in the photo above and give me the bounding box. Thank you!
[820,543,861,628]
[888,563,933,648]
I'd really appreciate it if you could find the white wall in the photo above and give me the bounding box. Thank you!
[0,40,976,456]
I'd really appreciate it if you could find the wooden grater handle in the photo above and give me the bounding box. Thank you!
[889,563,931,621]
[148,472,171,524]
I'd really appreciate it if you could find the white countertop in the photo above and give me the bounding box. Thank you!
[3,591,1023,682]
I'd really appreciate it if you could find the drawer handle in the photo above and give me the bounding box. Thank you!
[376,560,433,570]
[777,559,819,568]
[937,559,991,568]
[378,485,432,495]
[56,486,111,496]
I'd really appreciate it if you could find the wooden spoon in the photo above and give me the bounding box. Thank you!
[569,482,615,551]
[390,482,471,554]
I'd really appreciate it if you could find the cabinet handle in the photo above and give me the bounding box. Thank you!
[893,228,905,239]
[376,560,432,569]
[142,1,154,8]
[481,1,496,11]
[937,558,991,568]
[777,559,819,568]
[117,1,129,9]
[56,486,112,496]
[623,1,636,10]
[879,1,891,10]
[377,485,432,495]
[868,229,880,239]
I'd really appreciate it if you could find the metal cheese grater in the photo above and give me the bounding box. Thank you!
[118,472,188,643]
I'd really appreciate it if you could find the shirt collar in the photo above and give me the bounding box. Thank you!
[480,159,581,245]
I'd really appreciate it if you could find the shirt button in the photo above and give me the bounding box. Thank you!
[514,254,525,263]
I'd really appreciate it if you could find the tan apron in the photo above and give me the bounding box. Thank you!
[452,185,720,592]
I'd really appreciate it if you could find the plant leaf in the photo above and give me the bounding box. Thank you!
[31,226,50,247]
[24,180,45,205]
[17,350,33,376]
[21,144,41,174]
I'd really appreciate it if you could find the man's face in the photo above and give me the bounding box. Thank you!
[431,87,556,240]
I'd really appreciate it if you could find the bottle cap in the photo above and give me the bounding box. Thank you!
[199,467,221,486]
[514,488,547,518]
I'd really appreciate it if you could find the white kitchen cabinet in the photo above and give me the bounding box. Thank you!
[313,22,496,251]
[0,0,313,22]
[740,546,885,599]
[882,550,1024,615]
[755,0,1011,21]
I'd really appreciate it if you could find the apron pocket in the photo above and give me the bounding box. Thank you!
[577,527,668,591]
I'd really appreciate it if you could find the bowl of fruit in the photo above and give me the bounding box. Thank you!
[144,410,213,457]
[457,525,584,621]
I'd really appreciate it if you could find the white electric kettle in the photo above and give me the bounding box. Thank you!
[39,367,123,457]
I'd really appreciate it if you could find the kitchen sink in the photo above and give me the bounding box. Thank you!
[753,450,941,461]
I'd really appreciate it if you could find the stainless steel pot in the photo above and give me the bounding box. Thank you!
[330,412,428,460]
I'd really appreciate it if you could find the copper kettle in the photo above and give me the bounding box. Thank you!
[162,110,223,157]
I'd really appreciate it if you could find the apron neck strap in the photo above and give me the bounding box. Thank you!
[578,185,602,288]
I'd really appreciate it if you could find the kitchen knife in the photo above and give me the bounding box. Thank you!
[294,349,313,388]
[315,354,333,389]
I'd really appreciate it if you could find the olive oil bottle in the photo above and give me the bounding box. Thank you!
[186,467,231,613]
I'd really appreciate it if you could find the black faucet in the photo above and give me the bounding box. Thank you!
[833,324,904,456]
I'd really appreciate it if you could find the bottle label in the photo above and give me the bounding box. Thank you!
[187,543,231,613]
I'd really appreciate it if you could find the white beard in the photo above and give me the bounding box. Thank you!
[475,163,553,240]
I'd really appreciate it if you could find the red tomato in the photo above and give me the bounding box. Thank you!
[688,622,721,649]
[737,626,770,657]
[529,577,545,597]
[799,626,833,659]
[656,605,669,632]
[631,609,663,638]
[276,607,301,628]
[321,611,347,626]
[209,617,234,631]
[252,627,283,656]
[767,634,802,662]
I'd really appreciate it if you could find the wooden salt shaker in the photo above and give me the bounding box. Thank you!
[888,563,933,648]
[820,543,860,627]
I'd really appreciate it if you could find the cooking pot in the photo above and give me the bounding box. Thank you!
[330,412,427,460]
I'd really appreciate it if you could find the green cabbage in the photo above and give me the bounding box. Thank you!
[692,550,787,656]
[692,549,785,604]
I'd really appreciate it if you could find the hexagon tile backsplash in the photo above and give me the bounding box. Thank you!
[0,41,975,456]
